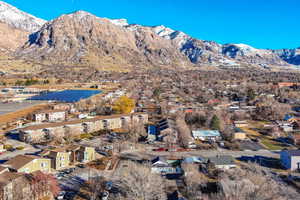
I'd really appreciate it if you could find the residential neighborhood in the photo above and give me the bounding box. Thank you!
[0,0,299,200]
[1,69,300,199]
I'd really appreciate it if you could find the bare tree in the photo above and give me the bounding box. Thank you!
[176,111,193,148]
[214,163,299,200]
[181,163,208,200]
[111,161,167,200]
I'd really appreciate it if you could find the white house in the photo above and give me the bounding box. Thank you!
[192,130,221,141]
[151,157,177,174]
[205,155,236,170]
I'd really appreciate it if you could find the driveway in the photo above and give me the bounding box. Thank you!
[121,148,280,160]
[0,139,39,161]
[239,140,265,151]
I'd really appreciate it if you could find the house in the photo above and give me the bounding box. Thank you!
[280,150,300,171]
[0,166,9,174]
[68,145,96,163]
[282,125,294,132]
[32,110,66,123]
[157,119,175,135]
[0,143,5,153]
[0,170,54,200]
[208,99,221,105]
[2,155,51,173]
[52,103,72,111]
[276,82,300,88]
[204,155,236,170]
[32,112,47,123]
[151,157,177,174]
[46,110,66,122]
[156,118,179,144]
[182,157,204,164]
[276,121,294,132]
[233,127,246,140]
[192,130,221,141]
[234,121,248,127]
[0,171,30,200]
[290,134,300,145]
[41,148,70,170]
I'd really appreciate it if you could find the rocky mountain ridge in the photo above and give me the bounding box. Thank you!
[17,11,191,70]
[104,16,300,68]
[0,1,298,71]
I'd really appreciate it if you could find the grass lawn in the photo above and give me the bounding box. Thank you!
[240,127,261,136]
[260,138,285,151]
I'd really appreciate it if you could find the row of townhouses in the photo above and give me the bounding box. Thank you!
[19,113,148,143]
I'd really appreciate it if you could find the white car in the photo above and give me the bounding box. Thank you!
[56,191,66,200]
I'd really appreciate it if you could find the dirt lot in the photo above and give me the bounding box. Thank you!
[0,101,45,115]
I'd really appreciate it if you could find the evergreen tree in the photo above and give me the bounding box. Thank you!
[210,115,220,130]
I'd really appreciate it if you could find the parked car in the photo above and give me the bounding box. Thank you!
[101,191,109,200]
[153,147,168,152]
[56,191,66,200]
[97,150,110,157]
[77,164,86,168]
[251,138,260,142]
[64,191,76,200]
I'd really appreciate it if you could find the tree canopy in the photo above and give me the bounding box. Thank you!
[113,96,135,114]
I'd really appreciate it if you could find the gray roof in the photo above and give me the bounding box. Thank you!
[204,155,235,166]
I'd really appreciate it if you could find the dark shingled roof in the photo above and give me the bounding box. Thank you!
[204,155,236,166]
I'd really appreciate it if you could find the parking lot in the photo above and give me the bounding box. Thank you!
[56,166,110,199]
[0,139,39,161]
[239,140,265,151]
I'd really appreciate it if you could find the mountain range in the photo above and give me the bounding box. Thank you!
[0,0,299,74]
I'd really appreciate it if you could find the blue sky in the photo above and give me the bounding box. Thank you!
[3,0,300,49]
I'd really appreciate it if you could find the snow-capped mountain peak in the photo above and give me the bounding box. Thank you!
[234,43,257,52]
[109,18,128,27]
[0,0,46,32]
[152,25,175,37]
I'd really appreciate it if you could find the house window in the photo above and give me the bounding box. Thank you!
[84,152,88,161]
[121,117,127,127]
[41,162,47,168]
[138,115,143,120]
[60,156,65,161]
[23,168,29,173]
[103,120,109,129]
[82,123,88,133]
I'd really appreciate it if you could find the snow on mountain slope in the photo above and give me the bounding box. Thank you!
[109,18,128,27]
[0,1,46,32]
[275,48,300,65]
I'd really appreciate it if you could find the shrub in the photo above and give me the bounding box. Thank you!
[80,133,93,139]
[4,144,13,150]
[16,146,25,150]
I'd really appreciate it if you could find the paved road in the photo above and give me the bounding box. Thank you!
[121,148,280,160]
